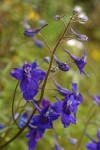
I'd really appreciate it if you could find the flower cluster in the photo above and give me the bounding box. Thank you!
[8,7,89,150]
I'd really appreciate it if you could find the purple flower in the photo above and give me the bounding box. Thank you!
[32,37,44,48]
[24,24,48,37]
[27,128,41,150]
[64,50,87,75]
[89,95,100,105]
[53,135,64,150]
[71,28,88,42]
[18,112,30,128]
[51,94,78,128]
[29,99,59,137]
[85,131,100,150]
[10,61,46,102]
[53,55,70,72]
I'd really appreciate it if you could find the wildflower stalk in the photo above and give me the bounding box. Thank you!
[12,81,20,128]
[39,14,74,103]
[74,104,97,150]
[0,13,74,149]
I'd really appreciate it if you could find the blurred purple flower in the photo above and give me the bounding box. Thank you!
[85,131,100,150]
[64,50,87,75]
[24,24,48,37]
[89,95,100,105]
[0,124,3,130]
[10,61,46,102]
[53,135,64,150]
[66,134,78,145]
[18,112,30,128]
[32,37,44,48]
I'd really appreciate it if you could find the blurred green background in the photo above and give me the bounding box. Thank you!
[0,0,100,150]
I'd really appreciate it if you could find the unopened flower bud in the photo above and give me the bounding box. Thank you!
[71,28,88,42]
[44,57,50,63]
[54,15,61,21]
[79,16,88,23]
[73,8,79,14]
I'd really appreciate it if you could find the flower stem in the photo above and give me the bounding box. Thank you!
[39,32,52,53]
[12,81,20,128]
[39,14,74,103]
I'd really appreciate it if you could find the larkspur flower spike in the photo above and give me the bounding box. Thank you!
[89,94,100,105]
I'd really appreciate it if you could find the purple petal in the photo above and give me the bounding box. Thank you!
[41,106,49,115]
[20,79,38,101]
[50,101,63,114]
[31,61,37,69]
[64,50,79,61]
[32,69,46,81]
[49,112,60,121]
[27,128,41,150]
[10,68,23,80]
[30,116,40,126]
[65,50,87,75]
[28,139,37,150]
[61,113,76,128]
[85,142,97,150]
[32,37,44,48]
[52,78,69,96]
[72,82,77,92]
[41,98,50,108]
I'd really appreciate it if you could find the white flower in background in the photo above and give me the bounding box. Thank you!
[66,39,84,49]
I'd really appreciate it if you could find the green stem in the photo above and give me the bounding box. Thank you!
[39,14,74,103]
[39,33,52,53]
[12,81,20,128]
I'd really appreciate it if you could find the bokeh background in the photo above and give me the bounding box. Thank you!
[0,0,100,150]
